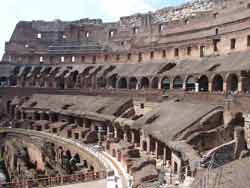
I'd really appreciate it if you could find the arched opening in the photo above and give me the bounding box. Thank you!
[112,149,116,158]
[242,73,250,93]
[59,79,65,89]
[143,141,147,151]
[9,76,17,86]
[186,76,195,91]
[89,166,94,172]
[16,110,21,120]
[198,75,209,92]
[118,77,127,89]
[83,160,88,168]
[108,75,117,89]
[57,146,64,162]
[129,77,137,89]
[141,77,150,89]
[43,113,50,121]
[212,74,224,92]
[152,77,159,89]
[65,150,72,160]
[97,77,107,88]
[73,153,81,163]
[161,77,170,90]
[0,77,8,87]
[173,76,183,89]
[34,112,40,120]
[226,74,238,92]
[6,100,12,114]
[72,70,79,87]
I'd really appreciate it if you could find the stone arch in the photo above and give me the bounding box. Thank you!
[226,73,238,92]
[173,76,183,89]
[185,76,195,91]
[198,75,209,92]
[152,77,159,89]
[129,77,138,89]
[212,74,224,92]
[161,77,170,90]
[118,77,127,89]
[141,77,150,89]
[108,74,117,89]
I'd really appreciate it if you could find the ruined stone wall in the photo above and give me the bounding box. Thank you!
[3,0,250,64]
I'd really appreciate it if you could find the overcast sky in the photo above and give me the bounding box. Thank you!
[0,0,186,58]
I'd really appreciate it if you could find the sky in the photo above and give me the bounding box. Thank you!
[0,0,187,58]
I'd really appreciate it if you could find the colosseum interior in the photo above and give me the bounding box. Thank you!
[1,0,250,187]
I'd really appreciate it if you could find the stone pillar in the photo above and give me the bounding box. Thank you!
[163,147,167,164]
[49,113,53,122]
[114,127,118,139]
[234,127,246,159]
[107,125,110,139]
[14,108,18,120]
[146,136,151,153]
[131,131,135,144]
[158,79,162,90]
[195,82,199,93]
[182,82,186,91]
[155,141,159,159]
[223,81,227,93]
[170,80,173,90]
[40,112,45,120]
[136,82,140,90]
[238,77,244,93]
[20,111,24,120]
[123,131,128,142]
[208,81,212,92]
[243,114,250,149]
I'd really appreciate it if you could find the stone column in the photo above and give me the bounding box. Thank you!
[158,79,162,90]
[238,77,244,93]
[182,82,186,91]
[170,80,173,90]
[20,110,24,120]
[123,131,128,142]
[146,136,151,153]
[14,108,18,120]
[243,114,250,149]
[195,82,199,93]
[40,112,45,120]
[107,125,110,139]
[136,82,140,90]
[208,82,212,92]
[131,130,135,144]
[114,127,118,139]
[163,147,167,165]
[223,81,227,93]
[155,141,159,159]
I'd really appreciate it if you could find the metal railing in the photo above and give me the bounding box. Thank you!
[0,171,106,188]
